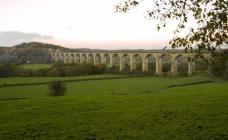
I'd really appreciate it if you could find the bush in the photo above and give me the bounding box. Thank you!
[147,69,156,76]
[0,64,21,77]
[94,64,106,74]
[48,81,66,97]
[162,63,171,73]
[106,65,119,74]
[46,67,63,77]
[195,59,208,71]
[223,63,228,80]
[210,50,228,79]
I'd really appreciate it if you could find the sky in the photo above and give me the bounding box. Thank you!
[0,0,183,49]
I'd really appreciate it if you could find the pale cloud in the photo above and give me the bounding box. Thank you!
[0,0,190,49]
[0,31,52,46]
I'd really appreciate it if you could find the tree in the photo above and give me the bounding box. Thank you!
[48,81,67,96]
[116,0,227,56]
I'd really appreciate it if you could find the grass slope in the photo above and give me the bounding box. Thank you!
[0,74,125,85]
[0,74,227,139]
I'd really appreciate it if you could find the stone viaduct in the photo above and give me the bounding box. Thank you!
[49,49,201,76]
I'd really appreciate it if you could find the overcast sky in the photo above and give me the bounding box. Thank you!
[0,0,185,49]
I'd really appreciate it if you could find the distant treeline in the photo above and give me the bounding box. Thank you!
[0,63,157,78]
[0,62,208,78]
[0,63,106,77]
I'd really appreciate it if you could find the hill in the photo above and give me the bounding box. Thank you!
[0,42,73,64]
[0,42,117,64]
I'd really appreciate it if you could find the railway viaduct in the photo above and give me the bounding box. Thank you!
[49,49,205,76]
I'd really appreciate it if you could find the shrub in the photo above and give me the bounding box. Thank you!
[147,69,156,76]
[47,66,66,77]
[223,63,228,80]
[132,70,143,76]
[210,50,228,79]
[0,64,21,77]
[195,59,208,71]
[48,81,66,97]
[94,64,106,74]
[177,63,188,76]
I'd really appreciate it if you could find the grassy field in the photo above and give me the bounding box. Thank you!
[19,64,53,70]
[0,74,227,139]
[0,74,126,85]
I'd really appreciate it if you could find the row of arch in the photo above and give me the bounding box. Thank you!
[50,52,196,76]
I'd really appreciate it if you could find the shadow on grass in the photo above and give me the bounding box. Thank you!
[0,98,30,101]
[140,80,214,95]
[0,76,141,88]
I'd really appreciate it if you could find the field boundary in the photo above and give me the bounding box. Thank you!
[167,80,214,88]
[0,98,30,101]
[0,76,143,88]
[139,80,214,95]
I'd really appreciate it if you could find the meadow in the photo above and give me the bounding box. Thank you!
[0,74,227,139]
[0,74,126,85]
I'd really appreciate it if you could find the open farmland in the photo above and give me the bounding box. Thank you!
[0,74,227,139]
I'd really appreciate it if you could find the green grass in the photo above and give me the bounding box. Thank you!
[0,74,125,85]
[0,74,227,139]
[19,64,53,70]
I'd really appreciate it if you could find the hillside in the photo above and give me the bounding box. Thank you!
[0,42,72,64]
[0,42,118,64]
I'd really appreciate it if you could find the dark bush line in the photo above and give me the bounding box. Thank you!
[0,75,141,88]
[0,62,205,78]
[0,63,162,78]
[167,80,214,88]
[0,98,30,101]
[0,63,107,77]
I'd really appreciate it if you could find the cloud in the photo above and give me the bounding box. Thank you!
[0,31,52,47]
